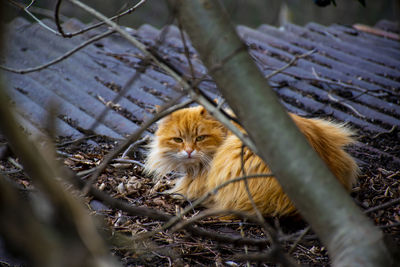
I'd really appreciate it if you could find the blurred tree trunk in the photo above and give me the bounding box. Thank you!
[169,0,393,266]
[0,5,118,266]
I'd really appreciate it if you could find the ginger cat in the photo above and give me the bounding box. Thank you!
[145,105,358,217]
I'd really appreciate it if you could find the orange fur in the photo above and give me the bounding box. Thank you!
[145,106,359,217]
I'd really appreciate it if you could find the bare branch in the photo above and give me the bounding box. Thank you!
[187,88,258,154]
[73,172,273,247]
[0,68,117,266]
[82,96,192,194]
[132,173,274,242]
[311,66,389,97]
[121,135,150,158]
[177,19,196,80]
[239,146,296,266]
[55,0,147,38]
[364,197,400,215]
[5,0,61,35]
[111,158,145,168]
[0,29,114,74]
[327,92,366,118]
[170,209,268,233]
[65,0,258,157]
[288,226,311,254]
[264,49,316,80]
[259,59,392,98]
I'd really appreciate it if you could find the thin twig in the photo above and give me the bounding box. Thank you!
[239,222,251,267]
[0,29,114,74]
[111,158,145,168]
[188,88,258,154]
[310,67,389,97]
[327,92,366,118]
[171,209,269,235]
[372,125,397,139]
[87,59,148,134]
[82,97,192,194]
[174,20,257,154]
[55,0,147,38]
[379,222,400,229]
[177,18,196,80]
[57,135,98,147]
[6,0,61,35]
[233,246,296,265]
[264,49,316,80]
[86,6,176,142]
[132,174,274,242]
[238,146,295,266]
[66,0,256,156]
[81,13,179,192]
[364,197,400,214]
[259,58,391,98]
[73,173,272,247]
[8,157,23,170]
[240,145,277,241]
[121,135,150,158]
[288,226,311,254]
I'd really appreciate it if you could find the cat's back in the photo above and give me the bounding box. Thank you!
[203,113,359,216]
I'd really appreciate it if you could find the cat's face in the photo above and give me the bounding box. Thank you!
[147,106,227,177]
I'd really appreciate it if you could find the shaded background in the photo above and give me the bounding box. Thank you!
[4,0,400,29]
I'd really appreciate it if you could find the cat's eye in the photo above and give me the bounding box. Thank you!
[196,135,206,142]
[173,137,183,143]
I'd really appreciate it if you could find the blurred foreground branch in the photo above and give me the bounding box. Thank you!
[170,0,393,266]
[0,59,118,267]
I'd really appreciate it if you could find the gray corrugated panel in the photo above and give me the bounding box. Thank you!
[239,28,400,128]
[4,20,147,136]
[136,25,209,76]
[4,47,141,137]
[306,22,400,65]
[137,24,198,56]
[6,86,83,138]
[157,25,198,54]
[245,44,400,122]
[276,87,385,133]
[258,25,399,80]
[1,15,398,162]
[252,24,400,90]
[14,112,46,138]
[374,20,399,33]
[148,43,395,131]
[329,24,400,51]
[136,24,161,46]
[283,23,400,69]
[280,101,308,117]
[24,23,160,115]
[134,25,220,97]
[87,29,189,102]
[239,25,400,94]
[138,22,399,131]
[7,73,123,139]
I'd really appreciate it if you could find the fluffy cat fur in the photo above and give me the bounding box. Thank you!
[145,105,359,217]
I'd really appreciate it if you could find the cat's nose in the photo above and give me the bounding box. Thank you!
[185,149,194,158]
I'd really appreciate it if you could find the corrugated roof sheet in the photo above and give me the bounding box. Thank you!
[1,17,400,168]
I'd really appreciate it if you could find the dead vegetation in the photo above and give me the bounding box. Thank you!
[1,130,398,266]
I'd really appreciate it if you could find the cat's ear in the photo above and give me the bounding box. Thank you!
[199,106,216,120]
[157,115,170,125]
[199,106,207,116]
[154,105,171,125]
